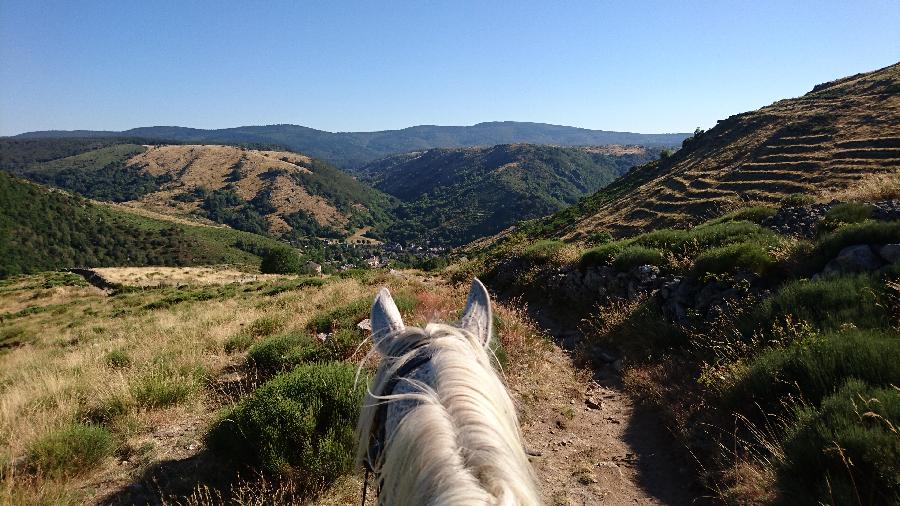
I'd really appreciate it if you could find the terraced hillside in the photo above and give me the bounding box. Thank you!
[545,62,900,238]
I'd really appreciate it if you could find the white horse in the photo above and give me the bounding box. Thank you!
[356,279,540,505]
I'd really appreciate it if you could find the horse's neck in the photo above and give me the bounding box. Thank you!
[385,360,436,436]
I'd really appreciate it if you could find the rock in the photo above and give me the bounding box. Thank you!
[823,245,883,274]
[316,332,329,342]
[612,359,624,373]
[878,244,900,264]
[585,398,603,410]
[356,318,372,331]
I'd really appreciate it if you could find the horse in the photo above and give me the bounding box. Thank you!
[356,278,540,505]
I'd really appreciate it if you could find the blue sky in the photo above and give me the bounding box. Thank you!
[1,1,898,136]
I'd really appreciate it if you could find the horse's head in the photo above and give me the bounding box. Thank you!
[356,278,540,505]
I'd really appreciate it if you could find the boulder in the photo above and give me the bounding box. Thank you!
[878,244,900,264]
[823,245,883,274]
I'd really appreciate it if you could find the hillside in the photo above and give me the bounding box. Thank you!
[11,122,690,168]
[365,144,658,246]
[0,172,286,276]
[528,63,900,239]
[1,142,396,241]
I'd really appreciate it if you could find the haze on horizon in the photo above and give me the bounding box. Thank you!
[1,0,898,137]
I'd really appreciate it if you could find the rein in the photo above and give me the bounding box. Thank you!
[361,339,434,504]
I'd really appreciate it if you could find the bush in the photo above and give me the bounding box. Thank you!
[224,333,254,353]
[749,274,889,334]
[815,220,900,263]
[728,329,899,410]
[28,423,114,475]
[818,202,875,233]
[612,245,666,271]
[693,241,777,276]
[306,294,417,334]
[78,394,131,425]
[260,247,301,274]
[206,362,366,492]
[777,379,900,505]
[580,242,625,267]
[104,349,131,368]
[247,332,321,373]
[522,240,566,264]
[586,231,613,245]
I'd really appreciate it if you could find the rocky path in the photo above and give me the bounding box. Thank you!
[506,307,706,506]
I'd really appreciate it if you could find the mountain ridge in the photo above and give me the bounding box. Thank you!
[10,121,690,168]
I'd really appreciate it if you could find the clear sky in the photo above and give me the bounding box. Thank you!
[1,0,898,136]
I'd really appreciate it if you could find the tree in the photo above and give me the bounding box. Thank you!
[260,247,301,274]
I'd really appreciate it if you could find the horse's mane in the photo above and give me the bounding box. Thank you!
[356,323,540,506]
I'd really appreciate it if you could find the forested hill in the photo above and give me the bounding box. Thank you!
[11,122,689,168]
[365,144,659,246]
[0,172,285,277]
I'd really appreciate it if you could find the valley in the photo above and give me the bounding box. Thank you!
[1,62,898,506]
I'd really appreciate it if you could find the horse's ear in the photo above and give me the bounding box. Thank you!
[460,278,493,348]
[371,287,405,340]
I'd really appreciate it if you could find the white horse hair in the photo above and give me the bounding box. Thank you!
[356,279,540,505]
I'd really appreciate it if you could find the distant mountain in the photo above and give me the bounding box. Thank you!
[527,62,900,239]
[364,144,659,246]
[0,140,395,241]
[11,122,690,168]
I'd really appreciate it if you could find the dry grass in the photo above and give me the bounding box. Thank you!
[816,170,900,202]
[0,269,554,505]
[90,266,288,288]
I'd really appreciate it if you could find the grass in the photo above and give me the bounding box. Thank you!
[705,206,777,226]
[130,365,203,408]
[814,220,900,265]
[727,328,899,411]
[748,274,889,334]
[27,422,115,475]
[206,362,366,493]
[776,379,900,505]
[818,202,875,233]
[522,240,567,264]
[693,241,777,276]
[612,245,666,271]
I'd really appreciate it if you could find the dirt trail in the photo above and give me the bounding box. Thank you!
[512,313,705,505]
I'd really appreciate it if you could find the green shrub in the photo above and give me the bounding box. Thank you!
[816,220,900,263]
[818,202,876,233]
[693,241,777,276]
[224,333,254,353]
[247,315,283,338]
[522,240,566,264]
[580,242,625,267]
[206,362,366,491]
[781,194,815,207]
[260,247,301,274]
[749,274,889,333]
[612,245,666,271]
[630,228,690,253]
[104,349,131,368]
[706,206,777,225]
[28,423,114,475]
[729,329,899,410]
[586,231,614,245]
[131,365,202,408]
[632,221,779,258]
[247,332,321,373]
[777,379,900,505]
[306,294,417,334]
